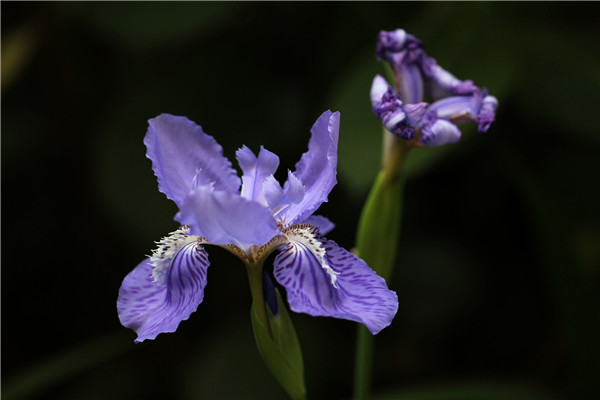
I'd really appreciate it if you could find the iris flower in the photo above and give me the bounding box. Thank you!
[117,111,399,342]
[371,29,498,146]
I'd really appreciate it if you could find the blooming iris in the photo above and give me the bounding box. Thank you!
[371,29,498,146]
[117,111,399,342]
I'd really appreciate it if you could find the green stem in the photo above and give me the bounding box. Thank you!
[354,325,374,400]
[246,260,268,330]
[353,131,411,400]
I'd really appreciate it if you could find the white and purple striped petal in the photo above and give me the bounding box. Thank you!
[302,215,335,236]
[274,227,398,334]
[117,229,210,343]
[276,111,340,226]
[145,114,241,207]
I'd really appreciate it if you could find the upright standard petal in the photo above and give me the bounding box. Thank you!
[145,114,241,206]
[277,111,340,225]
[237,145,280,205]
[177,185,279,249]
[274,227,398,334]
[117,229,210,342]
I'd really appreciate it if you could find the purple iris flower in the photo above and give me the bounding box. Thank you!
[371,29,498,146]
[117,111,399,342]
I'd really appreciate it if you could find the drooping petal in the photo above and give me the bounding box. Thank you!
[477,95,498,132]
[371,75,411,139]
[145,114,241,206]
[427,92,482,122]
[419,114,462,147]
[421,56,478,100]
[277,111,340,226]
[237,145,280,205]
[302,215,335,236]
[176,185,279,249]
[117,230,209,342]
[274,226,398,334]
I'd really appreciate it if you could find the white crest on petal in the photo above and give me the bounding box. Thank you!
[283,224,340,288]
[150,225,206,284]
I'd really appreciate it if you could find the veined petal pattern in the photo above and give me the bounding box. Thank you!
[117,232,210,342]
[274,230,398,334]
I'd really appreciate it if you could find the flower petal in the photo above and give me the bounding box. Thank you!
[274,227,398,334]
[263,175,284,208]
[236,145,280,205]
[421,56,478,100]
[145,114,241,206]
[477,95,498,132]
[277,111,340,225]
[117,232,209,342]
[176,185,279,249]
[397,62,425,104]
[419,114,462,146]
[302,215,335,236]
[370,75,426,140]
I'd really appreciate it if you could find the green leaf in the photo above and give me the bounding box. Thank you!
[251,288,306,400]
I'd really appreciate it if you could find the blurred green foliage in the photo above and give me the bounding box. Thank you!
[2,2,599,400]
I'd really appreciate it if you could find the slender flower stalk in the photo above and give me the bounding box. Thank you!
[353,28,498,400]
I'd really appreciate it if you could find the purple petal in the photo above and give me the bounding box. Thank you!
[375,29,423,64]
[145,114,241,206]
[277,111,340,225]
[176,185,279,249]
[370,76,417,140]
[303,215,335,236]
[263,175,284,208]
[404,102,428,127]
[419,113,462,146]
[117,239,209,342]
[397,62,425,104]
[274,230,398,334]
[375,29,409,59]
[282,170,305,204]
[421,56,478,100]
[236,145,280,205]
[477,95,498,132]
[370,74,390,105]
[427,94,481,121]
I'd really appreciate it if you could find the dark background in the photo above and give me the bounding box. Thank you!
[2,2,599,399]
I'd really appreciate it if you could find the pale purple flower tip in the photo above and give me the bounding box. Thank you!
[371,75,421,140]
[375,29,423,65]
[371,29,498,145]
[477,95,498,132]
